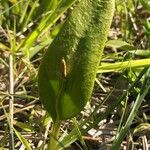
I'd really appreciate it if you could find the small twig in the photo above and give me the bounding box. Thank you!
[141,136,148,150]
[9,53,14,150]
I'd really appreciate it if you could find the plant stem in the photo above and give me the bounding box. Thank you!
[48,121,61,150]
[9,53,14,150]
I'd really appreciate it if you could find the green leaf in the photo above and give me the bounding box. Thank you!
[140,0,150,12]
[40,112,52,126]
[0,43,10,51]
[13,120,33,132]
[28,24,62,59]
[58,69,148,149]
[130,49,150,57]
[19,0,77,57]
[112,68,150,149]
[14,128,32,150]
[106,39,135,50]
[38,0,115,121]
[98,58,150,73]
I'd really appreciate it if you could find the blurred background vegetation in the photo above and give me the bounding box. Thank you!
[0,0,150,149]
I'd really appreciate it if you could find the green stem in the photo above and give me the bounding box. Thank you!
[48,121,61,150]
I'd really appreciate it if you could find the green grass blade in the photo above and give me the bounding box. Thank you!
[21,0,39,31]
[14,128,32,150]
[18,0,77,57]
[130,49,150,57]
[28,23,62,59]
[19,0,31,25]
[112,68,150,149]
[140,0,150,12]
[72,118,88,150]
[98,58,150,73]
[106,39,135,50]
[35,0,59,18]
[14,120,34,132]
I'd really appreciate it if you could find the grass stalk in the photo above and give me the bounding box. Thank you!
[9,53,14,150]
[72,118,88,150]
[98,58,150,73]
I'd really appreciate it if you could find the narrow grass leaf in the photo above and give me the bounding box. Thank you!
[18,0,77,57]
[28,24,61,59]
[140,0,150,12]
[106,39,135,50]
[13,120,33,132]
[112,68,150,149]
[98,58,150,73]
[19,0,30,25]
[14,128,32,150]
[21,0,39,30]
[35,0,59,18]
[130,49,150,57]
[72,118,88,150]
